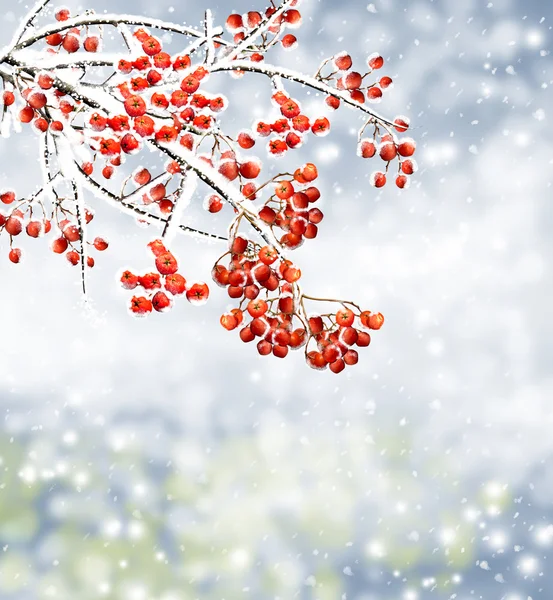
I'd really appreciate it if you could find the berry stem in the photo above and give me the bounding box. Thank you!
[302,295,362,313]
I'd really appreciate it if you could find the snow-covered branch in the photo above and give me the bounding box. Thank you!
[211,61,397,128]
[11,15,225,54]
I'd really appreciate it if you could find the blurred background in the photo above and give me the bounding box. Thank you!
[0,0,552,598]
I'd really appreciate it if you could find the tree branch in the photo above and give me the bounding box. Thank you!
[204,9,216,66]
[11,15,226,54]
[73,161,227,242]
[210,61,397,128]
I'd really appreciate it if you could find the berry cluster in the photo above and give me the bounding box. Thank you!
[2,8,104,135]
[305,309,384,373]
[316,51,418,189]
[259,164,323,250]
[87,28,227,181]
[0,189,107,266]
[361,125,418,190]
[225,3,301,49]
[325,51,391,105]
[121,239,209,316]
[213,236,384,371]
[44,7,100,52]
[213,237,307,359]
[240,88,330,159]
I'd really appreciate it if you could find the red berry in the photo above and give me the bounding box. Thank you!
[62,34,80,53]
[63,224,80,242]
[149,184,166,202]
[371,172,386,188]
[281,100,301,119]
[121,270,139,289]
[147,239,167,257]
[308,316,324,335]
[247,299,268,318]
[306,351,327,370]
[93,237,109,251]
[37,74,54,90]
[239,160,261,179]
[281,34,297,49]
[368,312,384,330]
[356,331,371,347]
[394,116,410,132]
[330,358,346,374]
[340,327,358,346]
[5,216,22,236]
[2,91,15,106]
[344,72,362,90]
[133,29,150,43]
[231,235,248,254]
[159,199,173,214]
[238,131,255,149]
[173,55,191,71]
[204,194,223,213]
[257,340,272,356]
[401,160,416,175]
[51,236,68,253]
[326,96,341,110]
[344,349,359,366]
[124,95,147,117]
[130,296,153,316]
[301,163,318,182]
[398,139,416,157]
[8,248,21,263]
[139,272,161,290]
[379,142,397,162]
[218,160,239,181]
[368,53,384,69]
[0,190,15,205]
[186,282,209,305]
[152,291,172,312]
[26,221,42,238]
[273,345,289,358]
[258,246,278,265]
[367,87,383,102]
[165,273,186,295]
[46,33,63,46]
[55,8,70,21]
[334,53,352,70]
[180,76,200,94]
[84,36,100,52]
[336,308,355,327]
[275,181,294,200]
[155,252,178,275]
[359,139,376,158]
[142,37,162,57]
[226,14,243,31]
[240,325,255,343]
[259,206,276,224]
[19,106,35,123]
[221,313,238,331]
[396,175,409,189]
